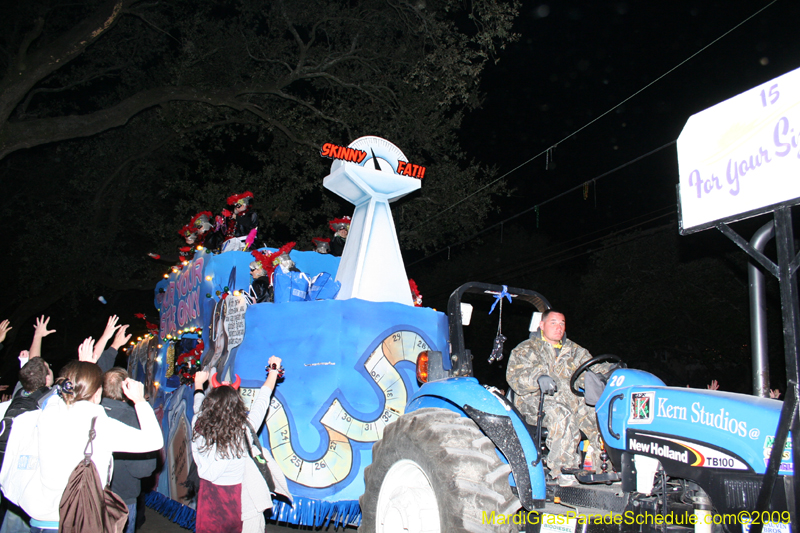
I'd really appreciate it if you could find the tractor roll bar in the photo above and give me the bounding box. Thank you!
[446,282,551,377]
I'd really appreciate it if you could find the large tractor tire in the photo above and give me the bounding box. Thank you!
[359,408,521,533]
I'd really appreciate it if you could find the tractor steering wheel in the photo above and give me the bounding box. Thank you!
[570,354,623,397]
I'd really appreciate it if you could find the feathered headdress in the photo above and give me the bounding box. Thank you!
[312,237,331,252]
[227,191,254,206]
[178,224,196,238]
[263,242,296,275]
[409,279,423,307]
[134,313,160,335]
[329,216,351,232]
[250,249,270,270]
[189,211,213,232]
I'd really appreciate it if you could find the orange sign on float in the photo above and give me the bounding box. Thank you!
[320,143,367,164]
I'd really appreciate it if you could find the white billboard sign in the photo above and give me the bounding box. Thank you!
[677,66,800,234]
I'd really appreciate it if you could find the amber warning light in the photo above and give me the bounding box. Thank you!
[416,351,430,383]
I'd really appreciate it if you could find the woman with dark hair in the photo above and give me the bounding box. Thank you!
[192,357,290,533]
[17,340,163,532]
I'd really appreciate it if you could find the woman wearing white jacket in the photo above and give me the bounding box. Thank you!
[18,357,163,532]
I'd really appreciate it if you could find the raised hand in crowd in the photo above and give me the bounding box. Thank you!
[769,388,781,399]
[78,337,97,363]
[194,370,209,390]
[121,378,147,404]
[111,324,132,350]
[33,316,56,339]
[29,315,56,360]
[18,349,30,368]
[93,315,121,361]
[0,319,11,344]
[265,355,283,389]
[706,379,719,390]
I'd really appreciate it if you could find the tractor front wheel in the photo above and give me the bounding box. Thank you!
[359,408,521,533]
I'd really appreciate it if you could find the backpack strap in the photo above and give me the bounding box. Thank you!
[83,416,97,466]
[244,420,261,454]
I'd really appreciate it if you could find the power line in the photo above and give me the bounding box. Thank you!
[407,140,676,268]
[422,210,677,302]
[408,0,780,233]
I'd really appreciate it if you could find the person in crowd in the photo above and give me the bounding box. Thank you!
[0,320,10,353]
[329,217,350,257]
[506,309,610,487]
[11,338,163,532]
[191,358,291,533]
[0,316,13,398]
[7,315,56,400]
[90,315,133,373]
[10,357,52,404]
[102,368,158,533]
[0,354,54,533]
[26,317,54,363]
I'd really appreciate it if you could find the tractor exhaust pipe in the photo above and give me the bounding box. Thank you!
[749,221,774,398]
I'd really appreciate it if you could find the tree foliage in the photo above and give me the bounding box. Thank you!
[0,0,519,329]
[576,224,785,392]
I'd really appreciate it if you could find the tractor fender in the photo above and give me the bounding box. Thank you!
[406,377,546,508]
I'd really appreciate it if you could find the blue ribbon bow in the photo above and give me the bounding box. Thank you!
[489,285,512,314]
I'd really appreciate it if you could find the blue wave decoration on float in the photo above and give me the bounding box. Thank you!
[146,489,361,529]
[133,246,449,527]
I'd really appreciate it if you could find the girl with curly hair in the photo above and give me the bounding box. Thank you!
[191,357,290,533]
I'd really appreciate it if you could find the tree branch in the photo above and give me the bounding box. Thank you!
[0,85,245,160]
[0,0,131,122]
[18,64,127,117]
[13,17,45,74]
[92,117,262,210]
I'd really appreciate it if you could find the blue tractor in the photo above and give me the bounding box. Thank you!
[358,282,794,532]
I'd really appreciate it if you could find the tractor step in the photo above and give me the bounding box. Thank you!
[549,482,629,514]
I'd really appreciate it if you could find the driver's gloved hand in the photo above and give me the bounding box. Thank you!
[538,375,557,396]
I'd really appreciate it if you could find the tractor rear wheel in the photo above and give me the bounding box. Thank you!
[359,407,521,533]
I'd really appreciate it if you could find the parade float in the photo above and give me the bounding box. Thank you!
[127,137,448,528]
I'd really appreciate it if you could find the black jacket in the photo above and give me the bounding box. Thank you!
[235,209,258,238]
[101,397,158,502]
[251,276,273,303]
[331,235,346,256]
[224,209,258,239]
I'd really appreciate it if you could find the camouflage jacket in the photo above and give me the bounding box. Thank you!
[506,331,594,418]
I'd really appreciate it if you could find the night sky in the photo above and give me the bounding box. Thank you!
[406,0,800,293]
[463,0,800,187]
[406,0,800,390]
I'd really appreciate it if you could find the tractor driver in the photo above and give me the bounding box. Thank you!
[506,309,610,487]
